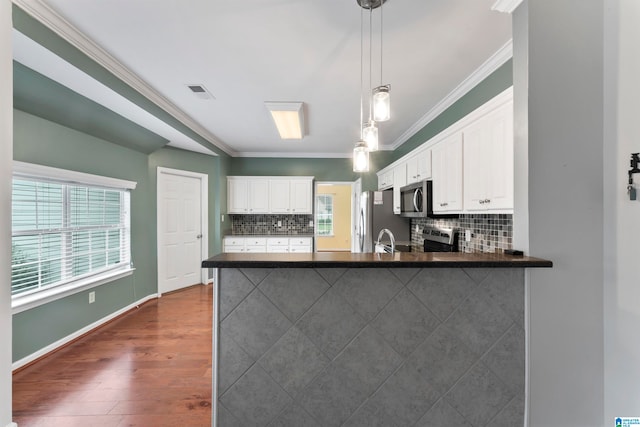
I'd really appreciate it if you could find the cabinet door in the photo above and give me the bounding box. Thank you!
[463,101,513,211]
[289,179,313,214]
[267,237,289,253]
[248,180,270,213]
[223,236,245,253]
[245,237,267,253]
[432,133,463,212]
[416,149,432,180]
[269,180,291,213]
[392,163,407,215]
[377,170,393,190]
[406,157,419,184]
[289,237,312,253]
[228,178,249,213]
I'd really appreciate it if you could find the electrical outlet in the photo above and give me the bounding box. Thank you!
[221,214,224,222]
[309,220,314,227]
[465,229,471,242]
[415,224,420,233]
[277,220,282,227]
[89,291,95,304]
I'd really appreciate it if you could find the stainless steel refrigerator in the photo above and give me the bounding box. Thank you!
[355,190,411,253]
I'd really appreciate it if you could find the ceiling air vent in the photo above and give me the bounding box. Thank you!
[186,84,214,100]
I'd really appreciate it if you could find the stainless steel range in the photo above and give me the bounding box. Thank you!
[422,225,459,252]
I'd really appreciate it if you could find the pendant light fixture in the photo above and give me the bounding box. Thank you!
[353,140,370,172]
[353,0,388,172]
[363,2,378,152]
[372,0,390,122]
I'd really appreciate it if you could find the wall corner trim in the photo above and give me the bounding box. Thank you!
[12,293,158,371]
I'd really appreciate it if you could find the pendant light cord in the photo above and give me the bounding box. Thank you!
[380,0,383,85]
[368,6,373,122]
[360,7,364,138]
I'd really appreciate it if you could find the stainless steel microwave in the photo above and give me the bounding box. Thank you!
[400,180,429,218]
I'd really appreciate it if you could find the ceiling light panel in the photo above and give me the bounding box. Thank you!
[265,102,305,140]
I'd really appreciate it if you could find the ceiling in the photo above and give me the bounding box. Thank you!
[12,0,512,158]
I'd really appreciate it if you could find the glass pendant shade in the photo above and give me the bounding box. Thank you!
[373,85,391,122]
[362,121,378,151]
[353,141,370,172]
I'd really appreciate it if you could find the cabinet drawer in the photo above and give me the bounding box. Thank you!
[223,245,244,253]
[289,245,312,253]
[245,246,267,253]
[245,238,266,246]
[289,237,312,246]
[223,237,245,246]
[267,238,289,246]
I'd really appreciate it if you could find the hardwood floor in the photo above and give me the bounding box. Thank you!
[13,285,213,427]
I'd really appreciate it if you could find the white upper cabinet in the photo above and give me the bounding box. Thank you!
[406,149,431,184]
[228,176,313,215]
[228,178,269,214]
[289,179,313,214]
[269,180,291,213]
[377,169,394,190]
[393,162,407,214]
[269,178,313,214]
[463,100,514,211]
[431,133,463,212]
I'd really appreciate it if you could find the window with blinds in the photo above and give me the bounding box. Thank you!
[11,164,133,300]
[315,194,334,236]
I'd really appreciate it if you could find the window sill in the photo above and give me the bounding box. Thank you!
[12,267,135,314]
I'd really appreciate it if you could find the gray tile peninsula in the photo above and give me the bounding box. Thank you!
[202,252,552,427]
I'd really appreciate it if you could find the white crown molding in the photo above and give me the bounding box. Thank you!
[384,39,513,151]
[491,0,524,13]
[12,0,236,157]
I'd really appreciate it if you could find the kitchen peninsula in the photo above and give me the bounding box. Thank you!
[202,252,552,427]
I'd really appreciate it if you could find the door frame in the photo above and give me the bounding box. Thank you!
[157,167,208,295]
[314,180,357,252]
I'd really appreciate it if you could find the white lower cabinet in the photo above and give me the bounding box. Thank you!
[288,237,313,253]
[267,237,290,253]
[224,236,312,253]
[223,236,266,253]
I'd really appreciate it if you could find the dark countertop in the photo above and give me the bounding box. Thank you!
[202,251,552,269]
[223,234,315,238]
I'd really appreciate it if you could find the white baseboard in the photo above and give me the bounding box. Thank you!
[12,293,158,371]
[6,422,18,427]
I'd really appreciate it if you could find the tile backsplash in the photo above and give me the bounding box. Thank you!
[411,214,513,253]
[230,214,314,235]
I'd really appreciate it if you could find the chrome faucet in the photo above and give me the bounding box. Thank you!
[376,228,395,254]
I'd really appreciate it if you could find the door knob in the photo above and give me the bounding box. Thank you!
[196,234,203,239]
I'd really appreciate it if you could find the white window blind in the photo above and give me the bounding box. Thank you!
[11,163,134,300]
[316,194,334,236]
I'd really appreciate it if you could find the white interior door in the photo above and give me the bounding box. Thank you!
[157,168,207,294]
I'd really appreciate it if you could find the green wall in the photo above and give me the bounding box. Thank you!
[12,109,155,361]
[12,110,226,362]
[229,152,393,191]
